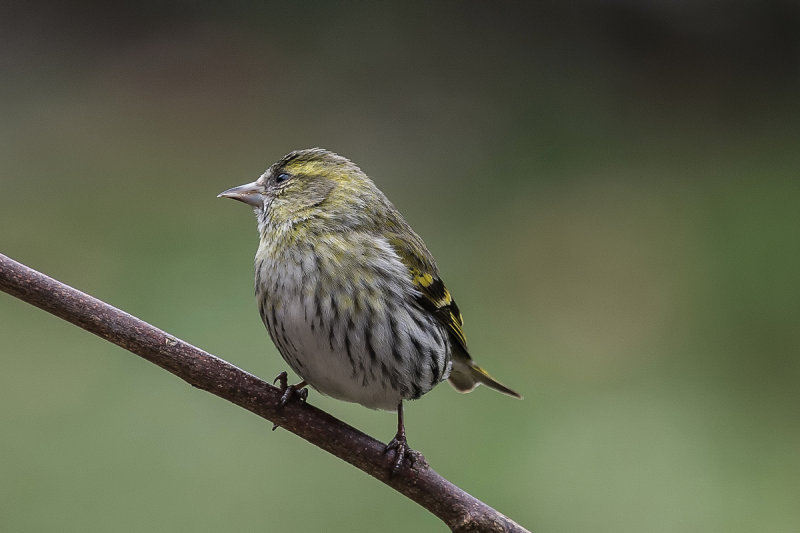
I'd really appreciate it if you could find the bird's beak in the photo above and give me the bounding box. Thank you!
[217,181,263,207]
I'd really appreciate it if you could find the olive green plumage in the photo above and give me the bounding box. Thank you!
[219,148,520,468]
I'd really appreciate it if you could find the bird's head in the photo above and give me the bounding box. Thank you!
[218,148,381,232]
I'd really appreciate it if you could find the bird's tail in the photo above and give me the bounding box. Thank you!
[448,359,522,399]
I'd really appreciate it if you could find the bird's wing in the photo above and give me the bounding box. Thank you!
[387,235,469,352]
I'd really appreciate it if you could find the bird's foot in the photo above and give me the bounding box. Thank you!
[271,371,308,430]
[273,371,308,408]
[383,432,415,476]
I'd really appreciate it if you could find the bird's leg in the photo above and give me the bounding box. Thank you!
[271,371,308,431]
[272,371,308,409]
[383,400,412,475]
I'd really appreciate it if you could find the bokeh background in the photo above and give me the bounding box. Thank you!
[2,2,799,531]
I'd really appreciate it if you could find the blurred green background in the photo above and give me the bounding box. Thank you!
[2,2,799,531]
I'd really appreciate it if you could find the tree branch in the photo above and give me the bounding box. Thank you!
[0,253,529,532]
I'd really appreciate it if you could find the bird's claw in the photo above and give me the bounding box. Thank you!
[278,384,308,409]
[273,371,308,408]
[383,433,414,476]
[271,371,308,431]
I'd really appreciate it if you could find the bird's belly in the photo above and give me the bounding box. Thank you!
[256,239,451,411]
[265,290,450,411]
[274,297,400,410]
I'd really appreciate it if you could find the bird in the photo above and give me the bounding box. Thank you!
[218,148,521,472]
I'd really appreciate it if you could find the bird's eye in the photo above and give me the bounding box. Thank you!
[276,172,291,184]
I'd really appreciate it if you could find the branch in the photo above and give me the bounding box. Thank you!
[0,253,529,533]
